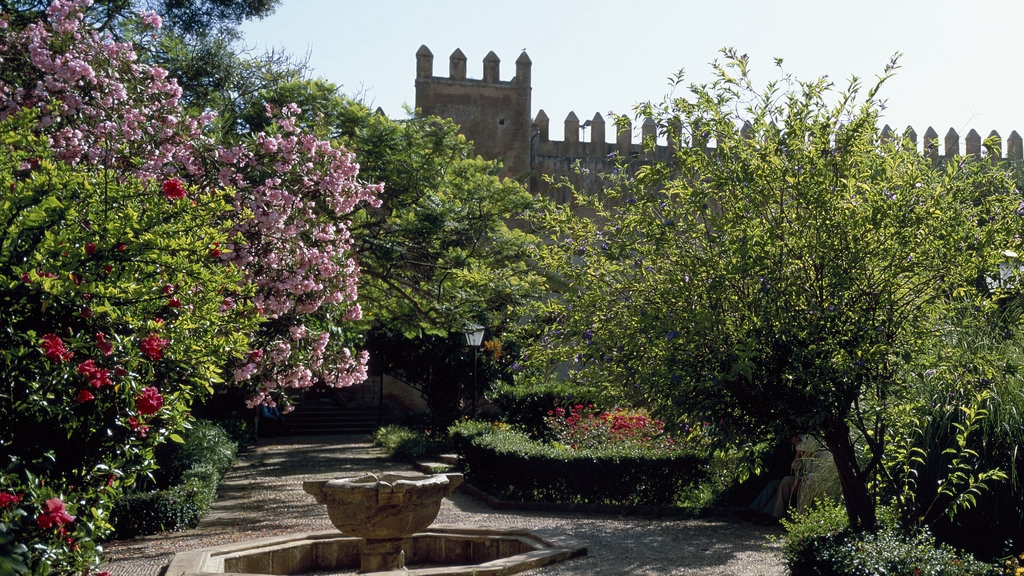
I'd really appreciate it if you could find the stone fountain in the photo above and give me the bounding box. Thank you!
[302,472,462,572]
[166,470,586,575]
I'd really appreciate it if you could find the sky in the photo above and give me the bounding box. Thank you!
[241,0,1024,146]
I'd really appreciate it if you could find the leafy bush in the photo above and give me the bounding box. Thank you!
[488,380,596,438]
[782,500,997,576]
[109,421,236,538]
[449,421,708,508]
[372,425,444,462]
[154,421,237,487]
[544,404,680,451]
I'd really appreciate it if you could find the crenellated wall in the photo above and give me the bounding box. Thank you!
[414,47,1024,204]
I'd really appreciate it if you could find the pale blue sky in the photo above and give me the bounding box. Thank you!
[241,1,1024,144]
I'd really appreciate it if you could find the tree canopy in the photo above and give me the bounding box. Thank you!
[517,50,1024,530]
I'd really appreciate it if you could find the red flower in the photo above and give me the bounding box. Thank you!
[76,389,95,403]
[103,264,113,275]
[0,492,21,507]
[140,333,169,360]
[128,416,149,438]
[41,334,73,363]
[85,242,97,255]
[95,332,113,356]
[166,297,181,308]
[36,498,74,530]
[209,247,221,258]
[161,178,187,201]
[135,386,163,415]
[77,359,112,388]
[162,283,174,295]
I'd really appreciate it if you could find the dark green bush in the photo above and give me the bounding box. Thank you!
[449,421,708,508]
[783,501,998,576]
[372,425,442,462]
[109,421,236,538]
[487,380,595,438]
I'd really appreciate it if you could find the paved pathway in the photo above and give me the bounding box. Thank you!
[99,435,786,576]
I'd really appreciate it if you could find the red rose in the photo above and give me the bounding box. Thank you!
[41,334,73,363]
[36,498,74,530]
[128,416,149,438]
[0,492,21,507]
[85,242,96,255]
[166,297,181,308]
[76,389,95,403]
[135,386,163,415]
[161,178,187,201]
[139,334,169,361]
[95,332,114,356]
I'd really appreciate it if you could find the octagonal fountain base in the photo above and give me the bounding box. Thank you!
[166,525,586,576]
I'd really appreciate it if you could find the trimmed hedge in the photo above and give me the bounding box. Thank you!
[109,421,236,538]
[487,381,597,438]
[449,421,708,508]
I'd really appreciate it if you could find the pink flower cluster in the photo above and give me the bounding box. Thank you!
[1,0,382,397]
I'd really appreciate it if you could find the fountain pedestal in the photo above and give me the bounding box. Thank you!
[303,471,463,572]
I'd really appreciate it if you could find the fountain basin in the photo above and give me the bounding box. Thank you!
[303,472,463,539]
[165,525,587,575]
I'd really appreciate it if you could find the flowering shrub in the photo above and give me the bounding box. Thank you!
[0,0,382,405]
[0,1,378,572]
[544,404,679,452]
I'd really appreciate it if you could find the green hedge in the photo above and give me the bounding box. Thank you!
[449,421,708,508]
[486,381,596,438]
[109,421,236,538]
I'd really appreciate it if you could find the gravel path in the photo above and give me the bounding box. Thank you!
[99,435,786,576]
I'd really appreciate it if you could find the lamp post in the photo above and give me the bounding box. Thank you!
[463,324,485,417]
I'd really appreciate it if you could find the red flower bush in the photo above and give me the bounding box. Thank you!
[135,386,163,415]
[41,334,73,363]
[36,498,74,530]
[139,334,169,361]
[544,404,678,452]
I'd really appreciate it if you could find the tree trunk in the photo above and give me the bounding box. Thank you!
[823,421,877,531]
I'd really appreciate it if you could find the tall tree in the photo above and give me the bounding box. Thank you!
[518,50,1023,530]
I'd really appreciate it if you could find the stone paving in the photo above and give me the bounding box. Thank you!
[99,435,787,576]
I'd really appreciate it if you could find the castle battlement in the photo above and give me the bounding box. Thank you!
[414,46,1024,204]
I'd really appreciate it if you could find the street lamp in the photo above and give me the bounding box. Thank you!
[464,324,485,416]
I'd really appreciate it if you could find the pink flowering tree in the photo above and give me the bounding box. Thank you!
[0,109,257,573]
[0,0,381,407]
[0,1,379,572]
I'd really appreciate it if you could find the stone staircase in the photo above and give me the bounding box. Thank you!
[283,401,380,435]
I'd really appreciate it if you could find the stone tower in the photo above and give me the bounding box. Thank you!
[414,45,533,180]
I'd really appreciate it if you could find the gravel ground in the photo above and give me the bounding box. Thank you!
[99,435,787,576]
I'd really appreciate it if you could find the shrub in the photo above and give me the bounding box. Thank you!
[109,421,236,538]
[544,404,679,452]
[783,501,998,576]
[449,421,708,508]
[487,380,595,438]
[372,425,443,462]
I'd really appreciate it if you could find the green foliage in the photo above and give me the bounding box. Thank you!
[237,81,545,337]
[448,421,709,508]
[517,49,1024,530]
[783,500,998,576]
[488,379,597,438]
[372,425,444,462]
[881,306,1024,558]
[109,421,236,538]
[0,110,257,573]
[153,420,237,487]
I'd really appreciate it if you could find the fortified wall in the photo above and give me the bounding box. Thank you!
[414,46,1024,202]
